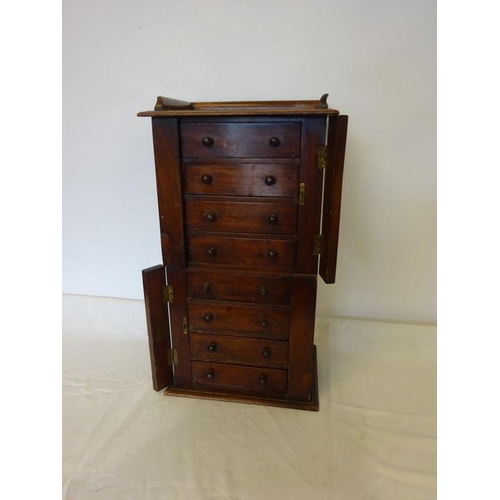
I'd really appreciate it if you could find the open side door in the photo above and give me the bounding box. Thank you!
[319,115,348,284]
[142,265,173,391]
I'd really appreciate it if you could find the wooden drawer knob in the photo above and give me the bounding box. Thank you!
[204,312,213,323]
[265,176,276,186]
[206,369,215,380]
[205,212,217,222]
[201,174,212,184]
[261,319,268,327]
[268,249,278,260]
[202,137,214,147]
[207,342,217,353]
[207,246,217,257]
[259,374,267,386]
[259,286,269,297]
[202,281,211,293]
[269,137,280,147]
[262,348,271,359]
[267,214,278,225]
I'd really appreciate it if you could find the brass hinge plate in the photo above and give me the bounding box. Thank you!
[318,145,328,169]
[299,183,305,205]
[313,234,323,255]
[167,349,178,365]
[162,285,174,304]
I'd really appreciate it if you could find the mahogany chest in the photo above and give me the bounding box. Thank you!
[138,95,348,410]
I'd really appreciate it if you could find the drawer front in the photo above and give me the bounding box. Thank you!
[188,301,290,338]
[190,333,288,368]
[192,361,287,393]
[187,235,295,270]
[185,198,298,235]
[183,163,299,198]
[180,122,301,158]
[186,270,290,305]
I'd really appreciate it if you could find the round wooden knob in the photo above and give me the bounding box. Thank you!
[202,281,211,293]
[207,342,217,353]
[204,312,213,323]
[207,369,215,380]
[207,246,217,257]
[201,174,212,184]
[268,249,278,260]
[265,176,276,186]
[202,137,214,147]
[269,137,280,147]
[262,348,271,359]
[261,319,268,327]
[259,286,269,297]
[205,212,217,222]
[267,214,278,225]
[259,375,267,386]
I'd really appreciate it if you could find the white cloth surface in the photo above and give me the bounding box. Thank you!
[63,298,436,500]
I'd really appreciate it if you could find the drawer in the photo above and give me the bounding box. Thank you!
[186,270,290,305]
[180,122,301,158]
[192,361,287,393]
[185,198,298,235]
[187,235,295,270]
[183,162,299,198]
[188,300,290,338]
[190,333,288,368]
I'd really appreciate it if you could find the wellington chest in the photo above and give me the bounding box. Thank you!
[138,94,348,411]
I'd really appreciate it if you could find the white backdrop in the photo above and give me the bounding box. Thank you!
[62,0,436,323]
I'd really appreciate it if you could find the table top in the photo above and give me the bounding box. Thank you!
[137,94,340,117]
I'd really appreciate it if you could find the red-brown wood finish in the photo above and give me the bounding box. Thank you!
[190,333,288,368]
[140,96,348,411]
[191,361,288,394]
[182,162,299,198]
[165,267,191,387]
[295,117,327,274]
[287,275,318,401]
[180,122,301,158]
[185,197,298,235]
[152,118,186,268]
[187,234,296,270]
[186,269,291,305]
[319,115,349,283]
[142,265,172,391]
[188,300,290,338]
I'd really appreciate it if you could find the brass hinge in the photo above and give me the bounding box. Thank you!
[182,317,188,335]
[313,234,323,255]
[299,183,305,205]
[318,145,328,169]
[162,285,174,304]
[167,349,178,365]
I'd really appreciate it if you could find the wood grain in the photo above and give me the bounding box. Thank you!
[180,122,301,158]
[166,267,191,387]
[319,115,348,283]
[187,234,296,270]
[152,118,185,267]
[188,300,290,338]
[186,269,291,305]
[142,265,172,391]
[183,162,299,197]
[287,275,317,401]
[185,197,298,235]
[191,361,287,393]
[190,333,288,368]
[295,117,327,274]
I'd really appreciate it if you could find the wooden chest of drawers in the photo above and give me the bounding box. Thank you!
[138,95,348,411]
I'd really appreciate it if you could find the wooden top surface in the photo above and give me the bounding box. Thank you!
[137,94,340,117]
